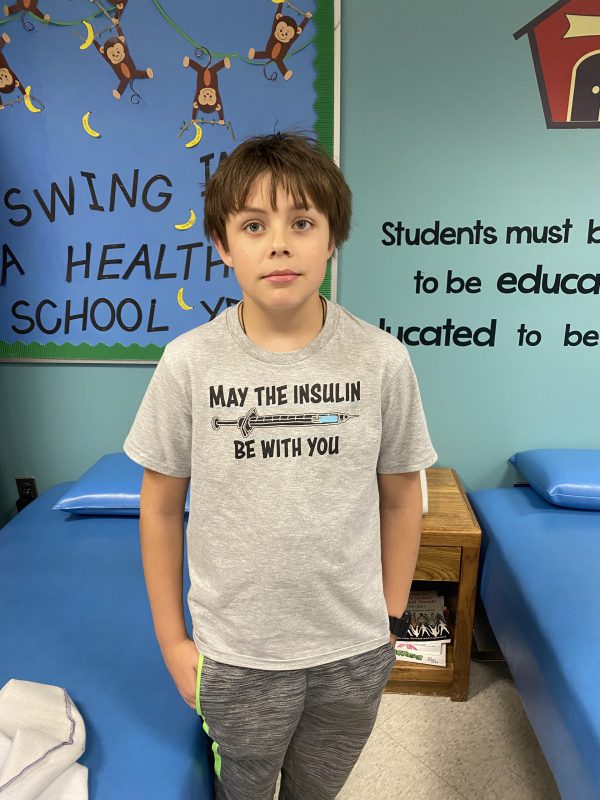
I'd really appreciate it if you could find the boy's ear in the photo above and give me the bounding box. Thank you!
[212,236,233,268]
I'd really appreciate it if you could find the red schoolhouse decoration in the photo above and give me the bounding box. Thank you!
[515,0,600,127]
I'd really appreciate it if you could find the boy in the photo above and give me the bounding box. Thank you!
[123,132,437,799]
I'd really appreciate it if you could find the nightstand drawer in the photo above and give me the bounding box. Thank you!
[413,546,461,581]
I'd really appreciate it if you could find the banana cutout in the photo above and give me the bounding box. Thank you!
[23,86,41,113]
[174,209,196,230]
[177,288,194,311]
[80,20,94,50]
[82,111,101,137]
[185,121,202,148]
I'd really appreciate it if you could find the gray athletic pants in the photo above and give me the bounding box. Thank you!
[195,642,397,799]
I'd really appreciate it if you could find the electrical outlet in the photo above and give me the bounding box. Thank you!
[16,477,38,503]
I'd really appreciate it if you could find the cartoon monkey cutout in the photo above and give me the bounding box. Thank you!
[248,2,312,80]
[3,0,50,22]
[93,24,153,99]
[183,56,230,122]
[0,33,25,109]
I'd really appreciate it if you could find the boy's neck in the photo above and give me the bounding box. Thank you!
[238,293,326,353]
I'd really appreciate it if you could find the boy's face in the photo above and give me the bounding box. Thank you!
[213,174,334,312]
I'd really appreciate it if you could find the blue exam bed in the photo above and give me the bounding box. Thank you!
[0,482,214,800]
[468,486,600,800]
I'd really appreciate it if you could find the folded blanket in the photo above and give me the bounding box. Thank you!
[0,680,87,800]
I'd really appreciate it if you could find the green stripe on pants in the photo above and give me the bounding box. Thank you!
[196,651,223,781]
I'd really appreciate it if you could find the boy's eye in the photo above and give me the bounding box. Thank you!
[242,219,313,233]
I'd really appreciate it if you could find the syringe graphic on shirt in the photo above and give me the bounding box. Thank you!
[211,407,359,438]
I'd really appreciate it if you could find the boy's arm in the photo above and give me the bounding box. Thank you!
[378,471,423,637]
[140,468,197,708]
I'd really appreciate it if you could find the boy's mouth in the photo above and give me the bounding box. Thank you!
[263,270,300,283]
[264,270,299,277]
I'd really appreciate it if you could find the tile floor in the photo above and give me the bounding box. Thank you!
[273,660,560,799]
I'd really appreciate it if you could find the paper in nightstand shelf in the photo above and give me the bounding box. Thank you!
[393,590,450,667]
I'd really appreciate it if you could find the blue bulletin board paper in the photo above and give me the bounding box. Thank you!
[0,0,335,362]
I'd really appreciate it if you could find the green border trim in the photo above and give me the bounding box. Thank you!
[313,0,334,159]
[0,340,163,362]
[2,0,334,363]
[314,0,334,302]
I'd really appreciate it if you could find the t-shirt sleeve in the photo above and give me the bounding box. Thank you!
[123,348,192,478]
[376,347,438,474]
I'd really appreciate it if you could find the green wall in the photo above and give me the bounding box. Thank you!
[2,0,598,526]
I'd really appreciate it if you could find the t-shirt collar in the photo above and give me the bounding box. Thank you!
[226,295,339,364]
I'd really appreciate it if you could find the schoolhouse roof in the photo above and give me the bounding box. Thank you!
[514,0,570,40]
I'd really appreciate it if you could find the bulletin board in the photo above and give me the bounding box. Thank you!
[0,0,338,362]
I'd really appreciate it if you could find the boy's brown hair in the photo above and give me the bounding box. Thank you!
[203,131,352,251]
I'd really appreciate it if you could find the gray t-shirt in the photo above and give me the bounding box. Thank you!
[123,297,438,670]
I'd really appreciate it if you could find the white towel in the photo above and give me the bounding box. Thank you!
[0,680,88,800]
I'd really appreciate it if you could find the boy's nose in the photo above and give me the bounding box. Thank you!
[269,227,291,256]
[270,244,291,256]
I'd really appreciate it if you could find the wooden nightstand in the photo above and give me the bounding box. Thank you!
[385,467,481,701]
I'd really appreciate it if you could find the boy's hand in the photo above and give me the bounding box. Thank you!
[162,637,200,710]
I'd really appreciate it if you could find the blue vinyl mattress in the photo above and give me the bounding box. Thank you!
[468,486,600,800]
[0,482,214,800]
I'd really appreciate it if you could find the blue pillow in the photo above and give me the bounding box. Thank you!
[509,449,600,510]
[53,453,190,516]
